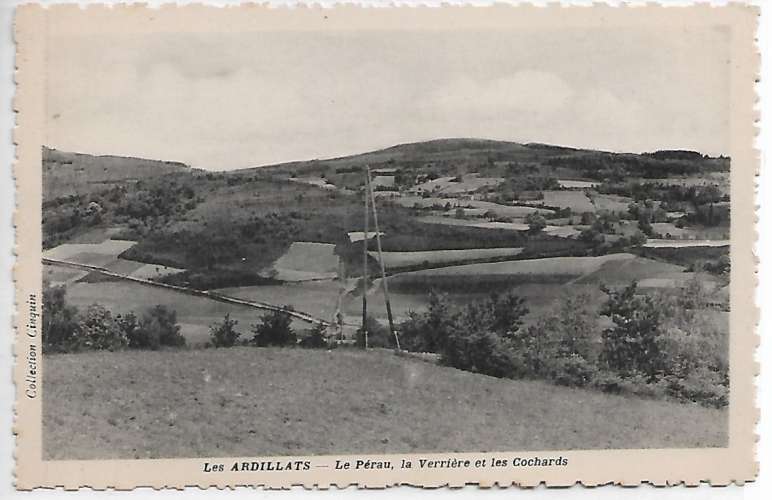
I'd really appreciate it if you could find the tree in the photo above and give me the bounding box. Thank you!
[525,213,547,233]
[299,323,328,348]
[252,308,296,347]
[42,285,79,352]
[209,313,241,347]
[130,305,185,349]
[600,282,664,380]
[73,304,127,351]
[355,315,393,348]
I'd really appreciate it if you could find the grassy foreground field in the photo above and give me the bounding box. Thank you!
[43,348,726,460]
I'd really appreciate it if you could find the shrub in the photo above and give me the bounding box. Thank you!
[546,354,595,387]
[600,282,663,380]
[356,315,394,348]
[299,323,328,349]
[252,308,296,347]
[70,304,128,351]
[664,367,728,408]
[525,213,547,233]
[129,305,185,349]
[441,320,517,378]
[42,285,80,352]
[209,313,241,348]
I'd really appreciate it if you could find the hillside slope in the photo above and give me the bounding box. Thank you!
[43,347,726,460]
[43,147,191,200]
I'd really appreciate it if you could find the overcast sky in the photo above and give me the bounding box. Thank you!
[46,26,730,170]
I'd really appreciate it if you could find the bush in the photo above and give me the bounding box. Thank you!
[252,308,296,347]
[356,315,394,348]
[128,305,185,349]
[546,354,595,387]
[664,367,728,408]
[209,313,241,348]
[42,286,79,352]
[299,323,328,349]
[69,304,128,351]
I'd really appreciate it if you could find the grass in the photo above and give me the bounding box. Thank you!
[540,190,595,213]
[370,247,524,269]
[271,242,339,281]
[42,348,727,460]
[215,281,342,323]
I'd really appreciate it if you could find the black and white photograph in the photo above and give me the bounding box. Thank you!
[11,3,758,489]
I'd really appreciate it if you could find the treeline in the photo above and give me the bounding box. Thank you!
[546,153,728,180]
[43,285,327,353]
[207,310,327,349]
[43,286,185,353]
[393,280,728,408]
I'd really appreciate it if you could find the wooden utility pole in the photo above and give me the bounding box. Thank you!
[366,166,401,351]
[362,171,369,349]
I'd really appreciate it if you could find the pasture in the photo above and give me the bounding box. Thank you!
[370,247,524,269]
[540,190,595,213]
[271,242,339,281]
[589,193,634,213]
[416,216,578,238]
[557,179,599,189]
[642,239,730,248]
[43,348,727,459]
[412,174,504,195]
[396,196,553,217]
[215,280,342,323]
[43,239,137,266]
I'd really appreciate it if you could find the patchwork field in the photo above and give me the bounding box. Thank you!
[369,247,524,269]
[43,348,727,459]
[270,242,339,281]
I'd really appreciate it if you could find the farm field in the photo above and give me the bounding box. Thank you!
[540,190,595,212]
[214,280,342,323]
[43,348,727,459]
[589,193,634,213]
[557,179,599,189]
[348,282,607,324]
[342,254,644,322]
[270,242,339,281]
[395,196,553,217]
[369,247,524,269]
[43,239,137,265]
[389,254,636,285]
[62,279,307,345]
[416,216,578,238]
[412,174,504,195]
[642,239,730,248]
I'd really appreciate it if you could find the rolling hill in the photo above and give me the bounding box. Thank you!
[43,147,192,199]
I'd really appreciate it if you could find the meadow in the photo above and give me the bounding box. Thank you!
[43,348,727,460]
[370,247,524,270]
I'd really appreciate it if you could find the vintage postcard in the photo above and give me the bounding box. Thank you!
[13,3,758,489]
